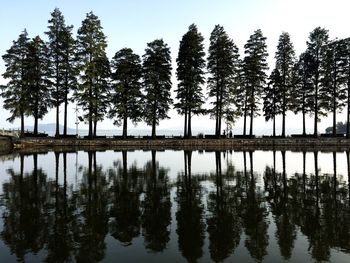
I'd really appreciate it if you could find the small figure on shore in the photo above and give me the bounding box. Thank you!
[229,130,232,138]
[223,130,226,138]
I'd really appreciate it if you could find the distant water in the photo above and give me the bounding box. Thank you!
[0,150,349,262]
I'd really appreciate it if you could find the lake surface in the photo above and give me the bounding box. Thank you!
[0,149,349,262]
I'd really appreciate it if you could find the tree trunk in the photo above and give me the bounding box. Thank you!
[249,106,254,136]
[64,93,68,136]
[152,117,156,139]
[123,114,128,139]
[34,116,38,135]
[249,89,254,136]
[184,108,188,138]
[302,111,306,136]
[93,120,97,137]
[55,102,60,137]
[282,104,286,137]
[333,76,337,137]
[88,85,93,139]
[243,92,248,135]
[20,111,24,136]
[188,107,192,139]
[273,116,276,137]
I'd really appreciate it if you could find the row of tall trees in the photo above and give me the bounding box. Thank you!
[2,8,350,138]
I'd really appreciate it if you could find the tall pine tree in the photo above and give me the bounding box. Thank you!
[1,30,30,135]
[263,69,282,136]
[320,39,347,136]
[305,27,329,136]
[109,48,143,138]
[274,32,295,137]
[243,29,268,136]
[76,12,108,138]
[175,24,206,138]
[46,8,77,137]
[291,52,314,135]
[342,38,350,137]
[142,39,172,139]
[26,36,52,135]
[207,25,240,137]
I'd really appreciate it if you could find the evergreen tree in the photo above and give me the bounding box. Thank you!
[61,23,78,136]
[142,39,172,139]
[321,39,347,136]
[274,32,295,137]
[175,24,206,138]
[207,25,240,137]
[305,27,329,136]
[109,48,143,138]
[291,52,314,135]
[26,36,52,135]
[75,12,108,138]
[263,69,282,136]
[342,38,350,137]
[45,8,77,137]
[1,30,30,135]
[243,29,268,136]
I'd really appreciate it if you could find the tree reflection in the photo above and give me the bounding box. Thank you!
[75,151,110,263]
[241,151,269,262]
[175,150,205,262]
[1,154,51,262]
[141,150,171,252]
[206,151,242,262]
[109,150,143,246]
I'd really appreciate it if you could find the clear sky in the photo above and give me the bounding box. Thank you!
[1,0,350,134]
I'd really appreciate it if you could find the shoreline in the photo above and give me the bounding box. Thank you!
[8,137,350,152]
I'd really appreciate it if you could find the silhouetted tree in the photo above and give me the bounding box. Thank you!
[175,24,206,138]
[306,27,329,136]
[75,12,108,138]
[263,69,282,136]
[274,32,295,137]
[142,39,172,138]
[1,30,30,135]
[109,48,143,138]
[291,52,314,135]
[320,39,347,136]
[243,29,268,136]
[45,8,76,137]
[207,25,240,137]
[26,36,52,135]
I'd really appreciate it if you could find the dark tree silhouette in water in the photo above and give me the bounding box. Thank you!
[1,30,30,136]
[26,36,52,135]
[75,12,109,138]
[306,27,329,137]
[75,151,109,262]
[142,40,173,139]
[175,24,206,138]
[243,29,268,136]
[109,151,143,245]
[176,151,205,262]
[274,32,296,137]
[141,151,171,251]
[207,25,240,137]
[206,151,242,262]
[109,48,143,138]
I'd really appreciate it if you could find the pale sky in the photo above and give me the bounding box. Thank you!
[1,0,350,135]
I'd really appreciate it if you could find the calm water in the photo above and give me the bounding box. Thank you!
[0,149,349,263]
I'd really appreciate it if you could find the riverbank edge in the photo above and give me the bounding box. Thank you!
[0,136,13,154]
[11,137,350,152]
